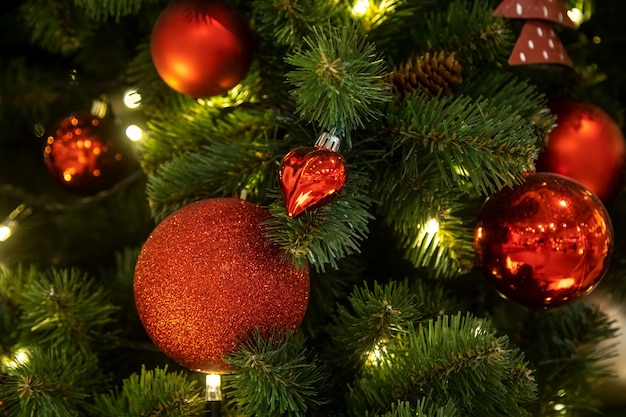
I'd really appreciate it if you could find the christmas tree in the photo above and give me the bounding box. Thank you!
[2,0,626,416]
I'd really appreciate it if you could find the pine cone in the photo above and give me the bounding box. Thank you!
[387,51,462,99]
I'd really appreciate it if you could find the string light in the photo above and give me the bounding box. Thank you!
[366,341,390,367]
[567,8,583,26]
[0,203,32,242]
[205,373,222,401]
[424,218,440,235]
[125,124,144,142]
[567,0,593,28]
[122,88,142,109]
[205,373,222,416]
[352,0,371,16]
[2,347,31,368]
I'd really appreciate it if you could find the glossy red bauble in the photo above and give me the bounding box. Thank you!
[537,101,626,203]
[134,198,309,373]
[150,0,253,98]
[279,146,348,217]
[43,113,132,195]
[474,173,613,309]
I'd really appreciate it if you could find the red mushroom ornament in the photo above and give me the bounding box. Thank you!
[494,0,574,68]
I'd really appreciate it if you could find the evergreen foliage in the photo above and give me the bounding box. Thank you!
[1,0,626,416]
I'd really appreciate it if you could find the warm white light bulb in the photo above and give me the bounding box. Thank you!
[352,0,371,16]
[206,374,222,401]
[123,89,142,109]
[125,124,143,142]
[2,347,30,368]
[567,8,583,27]
[0,225,12,241]
[424,218,440,235]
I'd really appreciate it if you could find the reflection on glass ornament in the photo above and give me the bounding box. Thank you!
[43,113,133,195]
[474,173,613,309]
[279,132,348,217]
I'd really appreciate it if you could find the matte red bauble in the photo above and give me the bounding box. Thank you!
[150,0,253,98]
[474,173,613,309]
[279,147,347,217]
[43,113,132,195]
[134,198,309,373]
[537,101,626,203]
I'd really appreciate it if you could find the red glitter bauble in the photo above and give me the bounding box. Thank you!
[134,198,309,373]
[474,173,613,309]
[43,113,132,195]
[150,0,253,98]
[537,101,626,203]
[279,146,347,217]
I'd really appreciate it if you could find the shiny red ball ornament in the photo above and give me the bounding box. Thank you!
[43,113,132,195]
[474,173,613,309]
[279,139,348,218]
[537,101,626,203]
[134,198,309,373]
[150,0,253,98]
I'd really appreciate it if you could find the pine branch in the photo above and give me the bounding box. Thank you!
[264,169,374,271]
[345,313,537,417]
[0,58,65,136]
[91,365,205,417]
[139,99,277,174]
[371,1,512,67]
[252,0,340,49]
[375,398,457,417]
[223,330,327,417]
[0,346,101,417]
[458,72,554,148]
[385,92,539,196]
[0,265,40,355]
[329,281,424,372]
[19,0,95,55]
[285,24,391,138]
[508,303,620,416]
[72,0,161,20]
[146,137,286,222]
[390,193,477,279]
[15,268,119,352]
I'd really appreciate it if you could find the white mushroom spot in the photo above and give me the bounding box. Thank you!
[537,27,544,37]
[516,3,523,16]
[543,6,549,17]
[559,52,565,60]
[548,38,555,49]
[519,52,526,62]
[558,12,564,22]
[543,50,549,59]
[528,39,535,49]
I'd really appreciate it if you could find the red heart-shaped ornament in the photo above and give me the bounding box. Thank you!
[279,146,348,217]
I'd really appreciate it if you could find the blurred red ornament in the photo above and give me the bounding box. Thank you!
[474,173,613,309]
[134,198,309,373]
[279,134,347,217]
[150,0,253,98]
[43,113,132,195]
[536,101,626,203]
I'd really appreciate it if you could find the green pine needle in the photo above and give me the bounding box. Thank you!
[286,24,391,136]
[265,169,374,271]
[330,281,423,369]
[91,365,204,417]
[346,313,537,417]
[16,268,119,352]
[0,346,100,417]
[224,330,327,417]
